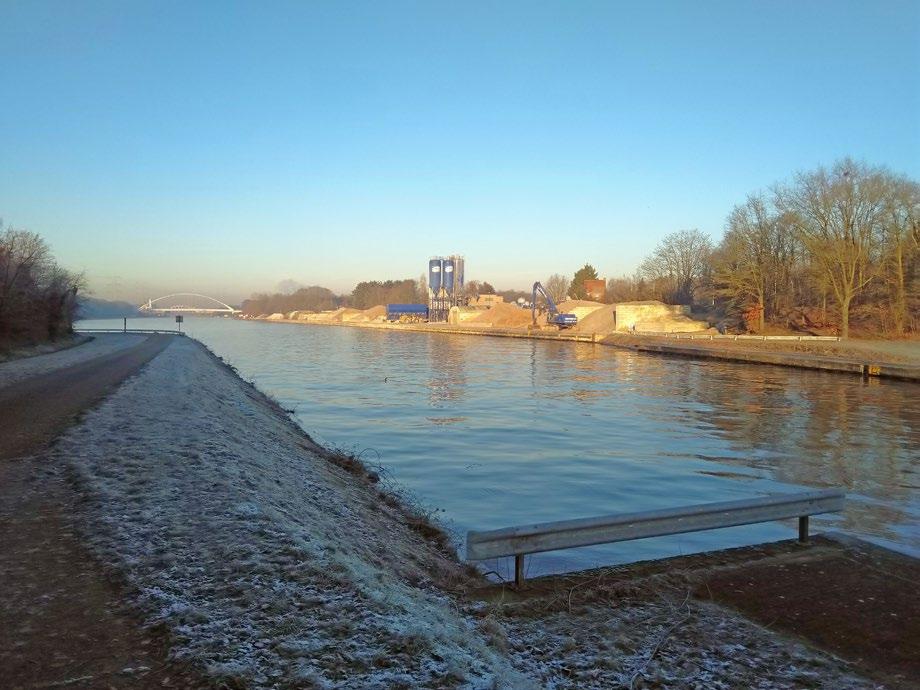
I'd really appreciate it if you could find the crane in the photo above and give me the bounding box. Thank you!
[531,282,578,328]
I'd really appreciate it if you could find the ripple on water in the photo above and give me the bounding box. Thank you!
[79,317,920,575]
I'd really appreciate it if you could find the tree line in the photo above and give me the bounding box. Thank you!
[0,223,84,348]
[241,279,426,315]
[600,159,917,338]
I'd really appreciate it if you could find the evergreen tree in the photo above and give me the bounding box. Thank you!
[570,264,598,300]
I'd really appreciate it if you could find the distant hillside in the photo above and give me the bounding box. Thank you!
[78,296,141,319]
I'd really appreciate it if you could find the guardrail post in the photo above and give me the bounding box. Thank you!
[515,554,525,587]
[798,515,809,542]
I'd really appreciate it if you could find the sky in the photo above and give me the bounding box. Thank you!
[1,1,918,305]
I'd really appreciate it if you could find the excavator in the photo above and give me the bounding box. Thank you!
[531,281,578,329]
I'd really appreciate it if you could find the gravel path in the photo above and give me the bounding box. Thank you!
[0,334,172,460]
[0,333,146,388]
[0,333,207,688]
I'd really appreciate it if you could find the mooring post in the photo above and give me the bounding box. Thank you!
[514,554,525,588]
[798,515,809,542]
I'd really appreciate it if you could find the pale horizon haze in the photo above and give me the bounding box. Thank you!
[1,1,918,305]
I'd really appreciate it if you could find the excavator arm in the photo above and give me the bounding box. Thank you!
[531,282,578,328]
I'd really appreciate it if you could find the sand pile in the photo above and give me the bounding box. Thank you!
[467,302,532,327]
[302,311,337,322]
[557,300,606,321]
[318,307,363,322]
[354,305,387,322]
[286,310,314,320]
[338,308,365,322]
[572,305,616,334]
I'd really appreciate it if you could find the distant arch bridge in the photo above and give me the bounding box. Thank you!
[139,293,240,314]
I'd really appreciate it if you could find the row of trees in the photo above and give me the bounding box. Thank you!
[603,159,918,337]
[0,224,84,347]
[350,279,421,309]
[243,277,510,315]
[242,279,425,314]
[241,285,341,316]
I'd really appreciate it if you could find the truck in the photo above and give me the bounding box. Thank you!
[386,303,429,323]
[531,282,577,328]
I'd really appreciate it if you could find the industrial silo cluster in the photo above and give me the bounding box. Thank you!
[428,255,465,322]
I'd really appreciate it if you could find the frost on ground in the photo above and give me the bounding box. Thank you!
[0,333,144,387]
[480,592,879,690]
[53,337,878,689]
[55,337,525,689]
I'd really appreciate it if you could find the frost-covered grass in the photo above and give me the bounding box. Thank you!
[53,337,878,689]
[478,594,876,690]
[56,337,527,688]
[0,333,143,387]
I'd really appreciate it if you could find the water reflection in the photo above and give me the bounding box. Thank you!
[78,317,920,570]
[422,333,468,407]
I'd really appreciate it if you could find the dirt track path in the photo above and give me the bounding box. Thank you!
[0,335,209,688]
[0,334,172,461]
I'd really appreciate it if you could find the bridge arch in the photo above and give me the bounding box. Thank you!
[140,293,239,313]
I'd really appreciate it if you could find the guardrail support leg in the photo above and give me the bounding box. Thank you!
[514,554,525,588]
[798,516,809,542]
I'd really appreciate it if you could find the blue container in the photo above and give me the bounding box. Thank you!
[443,258,455,294]
[386,303,429,321]
[428,259,442,295]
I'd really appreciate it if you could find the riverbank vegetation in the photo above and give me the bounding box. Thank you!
[612,159,919,338]
[0,223,84,350]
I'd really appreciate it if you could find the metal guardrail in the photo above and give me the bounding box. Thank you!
[76,328,184,335]
[467,489,845,586]
[632,333,841,342]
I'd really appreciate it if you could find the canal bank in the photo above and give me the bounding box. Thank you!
[5,332,914,688]
[255,316,920,382]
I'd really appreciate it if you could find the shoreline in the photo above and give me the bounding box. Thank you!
[252,316,920,382]
[3,334,916,688]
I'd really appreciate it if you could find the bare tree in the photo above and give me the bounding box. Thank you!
[777,159,892,338]
[640,229,713,304]
[417,273,428,302]
[0,227,52,321]
[712,195,802,331]
[544,273,570,302]
[0,224,84,346]
[879,178,920,334]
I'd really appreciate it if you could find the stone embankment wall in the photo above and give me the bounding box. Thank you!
[613,301,709,333]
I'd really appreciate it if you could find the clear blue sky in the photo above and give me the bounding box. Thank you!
[1,1,918,304]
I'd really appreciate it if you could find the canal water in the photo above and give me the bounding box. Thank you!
[79,317,920,579]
